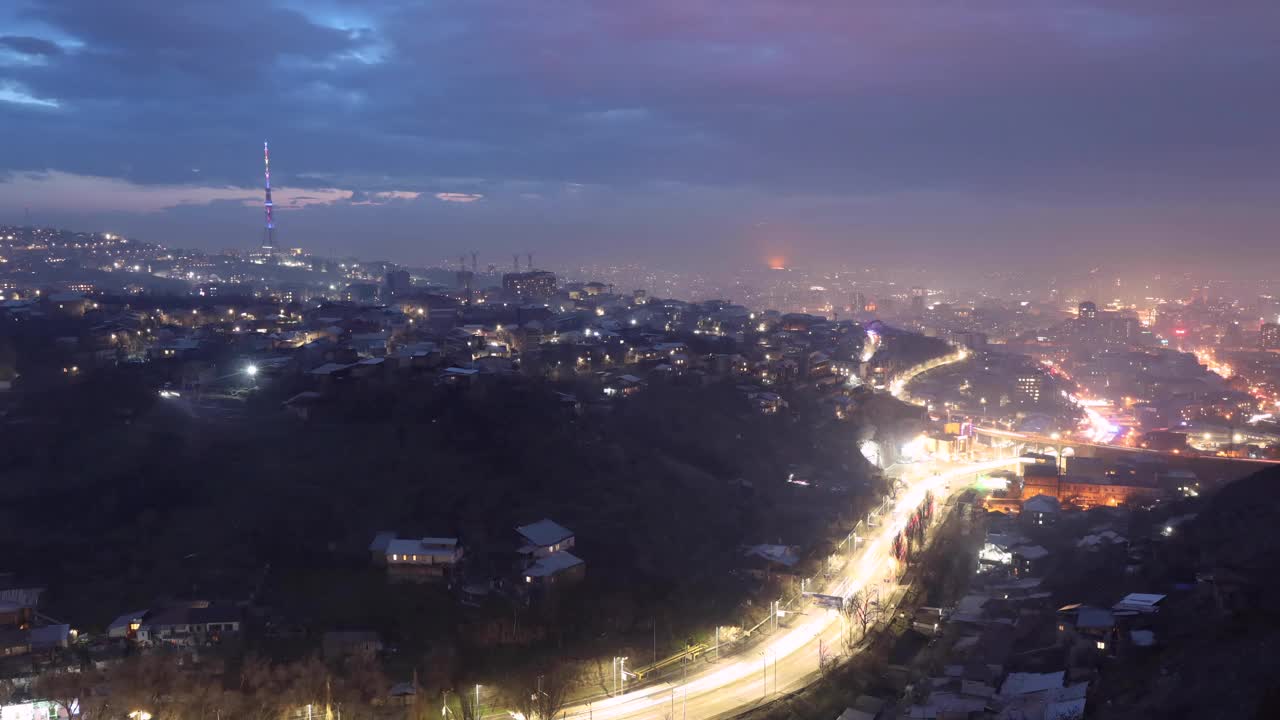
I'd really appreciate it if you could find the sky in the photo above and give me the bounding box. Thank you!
[1,0,1278,273]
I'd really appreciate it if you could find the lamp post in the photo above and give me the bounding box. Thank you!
[682,654,689,720]
[612,656,628,697]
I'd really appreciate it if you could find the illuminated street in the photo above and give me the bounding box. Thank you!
[561,457,1024,720]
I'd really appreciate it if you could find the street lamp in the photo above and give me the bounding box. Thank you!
[613,656,629,696]
[245,362,259,377]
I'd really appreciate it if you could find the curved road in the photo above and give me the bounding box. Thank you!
[562,457,1023,720]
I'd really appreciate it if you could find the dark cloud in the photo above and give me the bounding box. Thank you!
[0,0,1277,270]
[0,35,62,56]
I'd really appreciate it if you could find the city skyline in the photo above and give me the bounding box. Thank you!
[1,1,1278,272]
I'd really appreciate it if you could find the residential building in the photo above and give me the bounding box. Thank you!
[1262,322,1280,351]
[515,519,575,558]
[1022,495,1060,525]
[370,533,464,582]
[0,629,30,658]
[503,271,557,299]
[1056,604,1117,652]
[134,603,242,647]
[515,519,584,588]
[522,551,586,587]
[738,544,801,580]
[1014,374,1043,404]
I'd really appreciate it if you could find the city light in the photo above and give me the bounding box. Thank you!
[244,363,259,377]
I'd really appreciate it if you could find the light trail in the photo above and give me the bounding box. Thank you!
[560,457,1025,720]
[889,347,969,404]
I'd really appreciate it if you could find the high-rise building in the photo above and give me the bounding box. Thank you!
[1261,322,1280,351]
[1077,300,1101,340]
[503,270,557,299]
[910,286,926,314]
[385,269,411,297]
[1015,374,1043,404]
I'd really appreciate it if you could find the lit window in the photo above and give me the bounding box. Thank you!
[1096,641,1106,651]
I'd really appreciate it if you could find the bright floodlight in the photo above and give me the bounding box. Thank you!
[245,363,259,377]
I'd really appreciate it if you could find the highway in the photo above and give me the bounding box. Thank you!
[561,457,1024,720]
[972,424,1280,465]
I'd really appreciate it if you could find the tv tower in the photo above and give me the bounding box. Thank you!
[261,141,275,252]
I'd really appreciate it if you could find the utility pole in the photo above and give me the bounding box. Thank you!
[682,655,688,720]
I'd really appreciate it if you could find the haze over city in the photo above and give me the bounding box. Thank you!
[5,3,1280,720]
[2,0,1279,272]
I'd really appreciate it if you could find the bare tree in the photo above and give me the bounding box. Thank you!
[32,667,98,720]
[505,673,538,720]
[818,640,836,676]
[111,651,185,719]
[533,668,573,720]
[278,654,330,713]
[843,589,880,647]
[503,664,575,720]
[237,654,288,720]
[333,653,389,720]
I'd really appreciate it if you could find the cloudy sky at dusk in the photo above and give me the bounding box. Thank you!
[1,1,1277,272]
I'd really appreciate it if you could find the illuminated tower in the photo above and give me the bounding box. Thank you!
[262,141,275,252]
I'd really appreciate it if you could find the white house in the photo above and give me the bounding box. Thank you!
[515,519,584,588]
[370,533,464,582]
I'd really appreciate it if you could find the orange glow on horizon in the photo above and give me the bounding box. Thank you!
[767,256,787,270]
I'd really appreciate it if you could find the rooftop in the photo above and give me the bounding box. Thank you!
[1113,592,1166,613]
[742,544,800,567]
[525,550,584,578]
[516,518,575,548]
[1023,495,1061,514]
[385,537,460,558]
[1000,671,1065,697]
